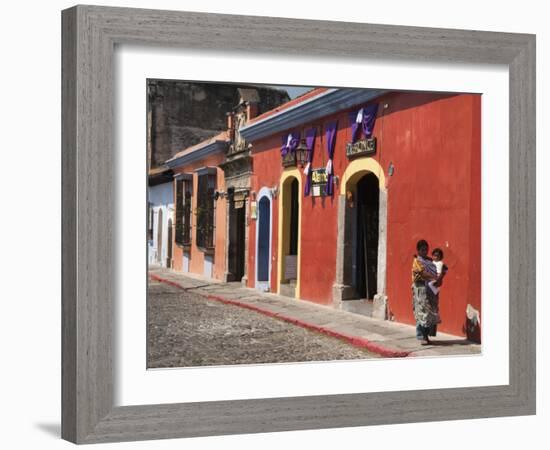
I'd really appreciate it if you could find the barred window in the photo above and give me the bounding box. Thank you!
[175,177,193,246]
[196,171,216,249]
[183,182,192,245]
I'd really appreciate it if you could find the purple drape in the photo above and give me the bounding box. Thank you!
[280,131,300,156]
[362,103,378,138]
[303,127,317,196]
[325,121,338,196]
[349,103,379,143]
[350,112,361,143]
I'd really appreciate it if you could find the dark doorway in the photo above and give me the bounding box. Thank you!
[156,208,163,264]
[289,178,299,257]
[166,218,173,268]
[356,173,379,299]
[257,196,271,283]
[283,177,299,283]
[228,191,246,281]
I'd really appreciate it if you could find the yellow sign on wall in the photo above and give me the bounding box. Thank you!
[311,168,328,197]
[250,201,257,219]
[311,169,327,184]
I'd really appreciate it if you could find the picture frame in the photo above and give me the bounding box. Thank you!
[61,4,535,444]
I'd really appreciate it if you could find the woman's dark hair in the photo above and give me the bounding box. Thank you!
[416,239,429,251]
[432,248,444,259]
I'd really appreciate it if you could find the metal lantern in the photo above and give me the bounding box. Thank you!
[295,138,309,166]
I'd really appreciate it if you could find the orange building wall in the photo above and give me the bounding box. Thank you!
[171,152,227,281]
[248,92,481,338]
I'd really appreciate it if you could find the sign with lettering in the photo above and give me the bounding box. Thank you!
[346,137,377,159]
[311,168,328,197]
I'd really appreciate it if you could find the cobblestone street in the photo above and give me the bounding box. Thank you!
[148,279,379,368]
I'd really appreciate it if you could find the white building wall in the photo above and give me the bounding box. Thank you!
[148,182,174,267]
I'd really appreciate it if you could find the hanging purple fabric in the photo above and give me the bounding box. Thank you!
[280,131,300,156]
[324,121,338,196]
[361,103,379,138]
[303,127,317,196]
[349,103,379,143]
[349,111,361,143]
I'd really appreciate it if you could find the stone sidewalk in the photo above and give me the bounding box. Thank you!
[149,266,481,358]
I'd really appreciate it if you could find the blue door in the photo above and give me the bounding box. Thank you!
[257,197,271,283]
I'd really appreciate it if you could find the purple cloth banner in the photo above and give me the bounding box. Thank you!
[280,131,300,156]
[325,121,338,196]
[303,127,317,196]
[349,103,379,143]
[350,112,361,143]
[362,103,379,137]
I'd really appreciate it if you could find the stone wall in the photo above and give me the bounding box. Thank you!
[147,80,290,168]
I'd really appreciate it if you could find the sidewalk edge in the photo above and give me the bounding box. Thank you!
[150,273,410,358]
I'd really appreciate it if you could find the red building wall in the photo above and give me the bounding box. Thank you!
[248,134,281,294]
[248,92,481,338]
[382,93,481,338]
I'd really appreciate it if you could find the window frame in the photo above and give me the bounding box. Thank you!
[195,167,217,251]
[174,174,193,247]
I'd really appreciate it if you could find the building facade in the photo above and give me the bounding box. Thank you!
[165,87,290,283]
[161,86,481,341]
[166,133,229,279]
[239,88,481,340]
[148,167,175,268]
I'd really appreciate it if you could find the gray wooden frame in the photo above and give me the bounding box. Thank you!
[62,5,536,444]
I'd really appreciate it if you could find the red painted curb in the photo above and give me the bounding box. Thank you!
[150,274,184,290]
[149,274,410,358]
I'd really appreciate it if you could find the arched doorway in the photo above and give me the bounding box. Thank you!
[287,178,299,259]
[278,172,302,298]
[166,218,173,268]
[355,173,379,299]
[156,208,163,264]
[255,191,272,291]
[334,158,387,318]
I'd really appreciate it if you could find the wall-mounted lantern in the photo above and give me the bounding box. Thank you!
[214,190,226,200]
[295,139,309,167]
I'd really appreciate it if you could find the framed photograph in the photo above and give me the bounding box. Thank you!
[62,5,535,444]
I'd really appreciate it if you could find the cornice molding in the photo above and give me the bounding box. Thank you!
[165,140,228,169]
[239,88,387,142]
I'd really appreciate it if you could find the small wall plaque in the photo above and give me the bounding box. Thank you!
[311,168,328,197]
[250,201,257,219]
[346,137,377,159]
